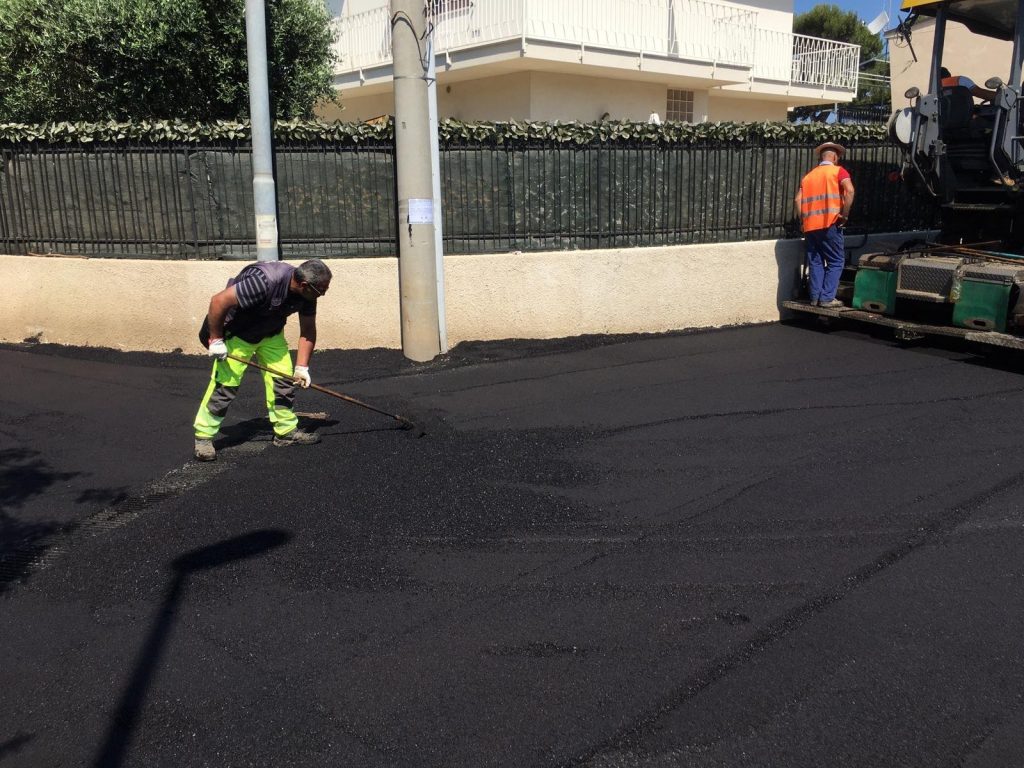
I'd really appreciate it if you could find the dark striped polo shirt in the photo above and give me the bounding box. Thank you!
[223,262,316,343]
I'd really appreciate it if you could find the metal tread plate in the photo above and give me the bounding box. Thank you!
[781,300,1024,350]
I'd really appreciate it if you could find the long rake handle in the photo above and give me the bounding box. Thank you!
[226,353,417,430]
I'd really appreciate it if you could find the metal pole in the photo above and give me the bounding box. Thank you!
[426,22,448,353]
[929,3,947,94]
[391,0,441,361]
[245,0,279,261]
[1010,0,1024,85]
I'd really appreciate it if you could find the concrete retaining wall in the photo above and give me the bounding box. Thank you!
[0,232,929,353]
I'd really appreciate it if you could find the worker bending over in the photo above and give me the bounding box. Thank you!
[193,259,333,461]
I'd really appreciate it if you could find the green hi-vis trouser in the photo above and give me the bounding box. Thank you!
[193,331,298,440]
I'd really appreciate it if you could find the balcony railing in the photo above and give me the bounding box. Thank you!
[750,29,859,89]
[514,0,756,66]
[331,0,859,92]
[790,33,860,90]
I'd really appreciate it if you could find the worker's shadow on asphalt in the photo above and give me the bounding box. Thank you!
[0,448,80,507]
[0,732,34,762]
[0,448,78,594]
[90,529,291,768]
[215,417,287,448]
[216,416,399,448]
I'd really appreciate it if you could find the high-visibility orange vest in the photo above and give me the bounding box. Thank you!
[799,164,843,232]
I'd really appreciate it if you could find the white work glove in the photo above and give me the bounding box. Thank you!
[293,365,311,389]
[208,338,228,361]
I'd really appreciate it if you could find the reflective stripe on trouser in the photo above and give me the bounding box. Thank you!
[805,223,846,303]
[193,332,298,439]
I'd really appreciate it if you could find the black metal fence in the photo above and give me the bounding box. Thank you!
[789,104,892,125]
[0,139,936,259]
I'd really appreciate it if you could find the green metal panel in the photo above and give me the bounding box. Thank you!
[853,268,897,314]
[953,280,1012,331]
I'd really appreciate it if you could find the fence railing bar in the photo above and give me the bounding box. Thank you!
[0,151,8,252]
[36,145,58,252]
[123,144,144,249]
[21,146,42,251]
[52,147,74,252]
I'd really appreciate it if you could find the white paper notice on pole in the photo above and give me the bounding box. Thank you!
[406,198,434,224]
[256,214,278,247]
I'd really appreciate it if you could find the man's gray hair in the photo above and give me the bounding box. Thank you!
[295,259,333,290]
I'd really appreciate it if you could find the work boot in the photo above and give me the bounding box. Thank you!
[819,299,845,309]
[273,428,320,447]
[194,437,216,462]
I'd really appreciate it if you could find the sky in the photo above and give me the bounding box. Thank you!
[794,0,897,28]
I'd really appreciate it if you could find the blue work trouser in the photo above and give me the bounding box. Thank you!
[805,224,846,303]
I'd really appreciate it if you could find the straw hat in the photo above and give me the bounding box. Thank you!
[814,142,846,158]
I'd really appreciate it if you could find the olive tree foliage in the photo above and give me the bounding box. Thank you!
[794,3,889,105]
[0,0,337,122]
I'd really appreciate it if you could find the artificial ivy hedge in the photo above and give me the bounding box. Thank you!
[0,118,889,146]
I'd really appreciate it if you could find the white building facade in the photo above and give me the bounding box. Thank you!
[320,0,861,123]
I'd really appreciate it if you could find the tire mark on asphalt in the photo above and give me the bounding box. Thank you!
[322,546,577,685]
[953,694,1024,767]
[594,385,1024,436]
[452,384,1024,428]
[426,352,800,395]
[561,468,1024,768]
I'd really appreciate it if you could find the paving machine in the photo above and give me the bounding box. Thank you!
[783,0,1024,350]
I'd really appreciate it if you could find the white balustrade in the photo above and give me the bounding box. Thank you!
[331,5,392,71]
[431,0,524,51]
[331,0,859,92]
[790,33,860,90]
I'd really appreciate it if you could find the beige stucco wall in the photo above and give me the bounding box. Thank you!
[319,92,394,123]
[526,72,667,122]
[3,257,402,352]
[437,72,533,122]
[321,71,705,123]
[707,95,788,122]
[320,72,535,123]
[325,79,790,124]
[1,232,921,353]
[888,17,1013,111]
[443,240,803,342]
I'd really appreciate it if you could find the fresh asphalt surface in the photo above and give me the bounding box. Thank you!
[3,321,1024,768]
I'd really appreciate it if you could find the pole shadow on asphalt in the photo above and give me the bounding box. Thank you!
[91,529,292,768]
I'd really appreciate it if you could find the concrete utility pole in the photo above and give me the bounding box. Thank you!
[391,0,442,361]
[245,0,279,261]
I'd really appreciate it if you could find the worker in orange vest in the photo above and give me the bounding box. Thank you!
[939,66,997,102]
[794,142,855,308]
